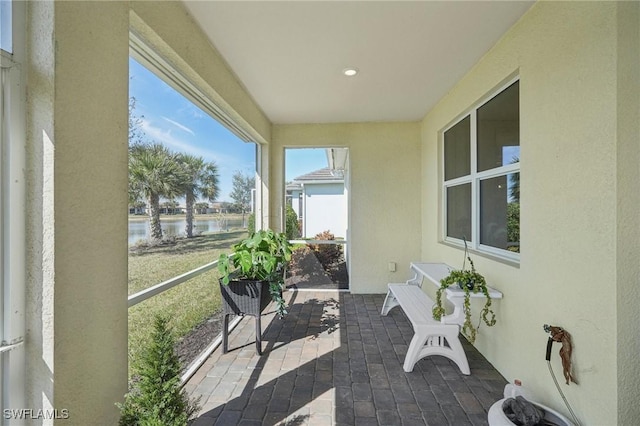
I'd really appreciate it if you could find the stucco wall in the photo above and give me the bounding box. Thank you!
[303,183,347,238]
[25,1,56,419]
[615,2,640,422]
[272,123,422,294]
[26,2,130,424]
[24,1,273,423]
[421,2,639,424]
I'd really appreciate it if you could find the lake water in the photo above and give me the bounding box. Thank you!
[129,217,246,245]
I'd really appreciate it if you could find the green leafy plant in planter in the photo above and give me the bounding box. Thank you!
[432,238,496,344]
[218,229,292,317]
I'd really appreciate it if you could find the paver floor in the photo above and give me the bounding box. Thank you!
[185,291,507,426]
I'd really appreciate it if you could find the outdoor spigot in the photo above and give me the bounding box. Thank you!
[546,336,553,361]
[542,324,576,385]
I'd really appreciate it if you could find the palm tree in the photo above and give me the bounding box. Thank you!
[129,143,185,242]
[176,154,220,238]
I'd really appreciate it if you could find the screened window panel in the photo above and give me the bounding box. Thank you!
[477,81,520,172]
[446,183,472,241]
[444,115,471,181]
[480,173,520,252]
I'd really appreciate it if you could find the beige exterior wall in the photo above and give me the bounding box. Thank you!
[615,2,640,422]
[26,2,130,424]
[272,123,422,294]
[421,2,639,424]
[24,1,270,423]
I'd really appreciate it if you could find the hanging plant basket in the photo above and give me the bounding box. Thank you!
[432,238,496,344]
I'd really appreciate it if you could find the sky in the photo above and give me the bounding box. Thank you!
[129,57,327,202]
[1,0,12,53]
[285,148,328,182]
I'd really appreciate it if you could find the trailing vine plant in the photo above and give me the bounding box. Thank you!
[432,238,496,344]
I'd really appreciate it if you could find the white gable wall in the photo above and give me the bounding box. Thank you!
[302,182,347,239]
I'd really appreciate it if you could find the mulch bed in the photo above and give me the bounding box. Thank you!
[175,312,225,369]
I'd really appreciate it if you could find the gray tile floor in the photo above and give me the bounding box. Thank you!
[185,291,507,426]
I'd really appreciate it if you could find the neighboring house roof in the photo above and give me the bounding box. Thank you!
[293,167,344,182]
[286,182,302,191]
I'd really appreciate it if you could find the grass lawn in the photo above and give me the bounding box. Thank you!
[128,229,248,376]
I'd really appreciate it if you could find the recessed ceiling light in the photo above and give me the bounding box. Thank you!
[342,67,359,77]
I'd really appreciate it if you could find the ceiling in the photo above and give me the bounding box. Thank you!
[182,1,534,125]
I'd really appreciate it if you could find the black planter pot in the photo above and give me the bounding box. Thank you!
[458,279,475,291]
[219,279,271,355]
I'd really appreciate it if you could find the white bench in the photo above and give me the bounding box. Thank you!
[381,283,470,374]
[381,262,503,375]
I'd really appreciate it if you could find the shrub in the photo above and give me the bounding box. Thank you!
[118,315,199,426]
[311,230,342,266]
[285,205,300,240]
[247,213,255,234]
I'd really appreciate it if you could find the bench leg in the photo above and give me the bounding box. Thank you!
[403,332,429,372]
[442,332,470,375]
[403,326,470,375]
[381,290,399,316]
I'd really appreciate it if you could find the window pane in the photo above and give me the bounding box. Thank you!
[480,173,520,252]
[0,0,11,53]
[444,115,470,180]
[446,183,471,241]
[477,81,519,171]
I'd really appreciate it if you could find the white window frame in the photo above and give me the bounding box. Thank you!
[442,76,520,263]
[128,31,264,229]
[1,0,26,418]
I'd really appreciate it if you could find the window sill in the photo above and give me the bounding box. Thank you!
[440,240,520,269]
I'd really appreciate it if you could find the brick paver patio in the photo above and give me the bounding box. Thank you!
[185,290,507,425]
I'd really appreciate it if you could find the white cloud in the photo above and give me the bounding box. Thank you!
[141,119,213,159]
[140,119,246,170]
[178,104,206,120]
[161,116,195,136]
